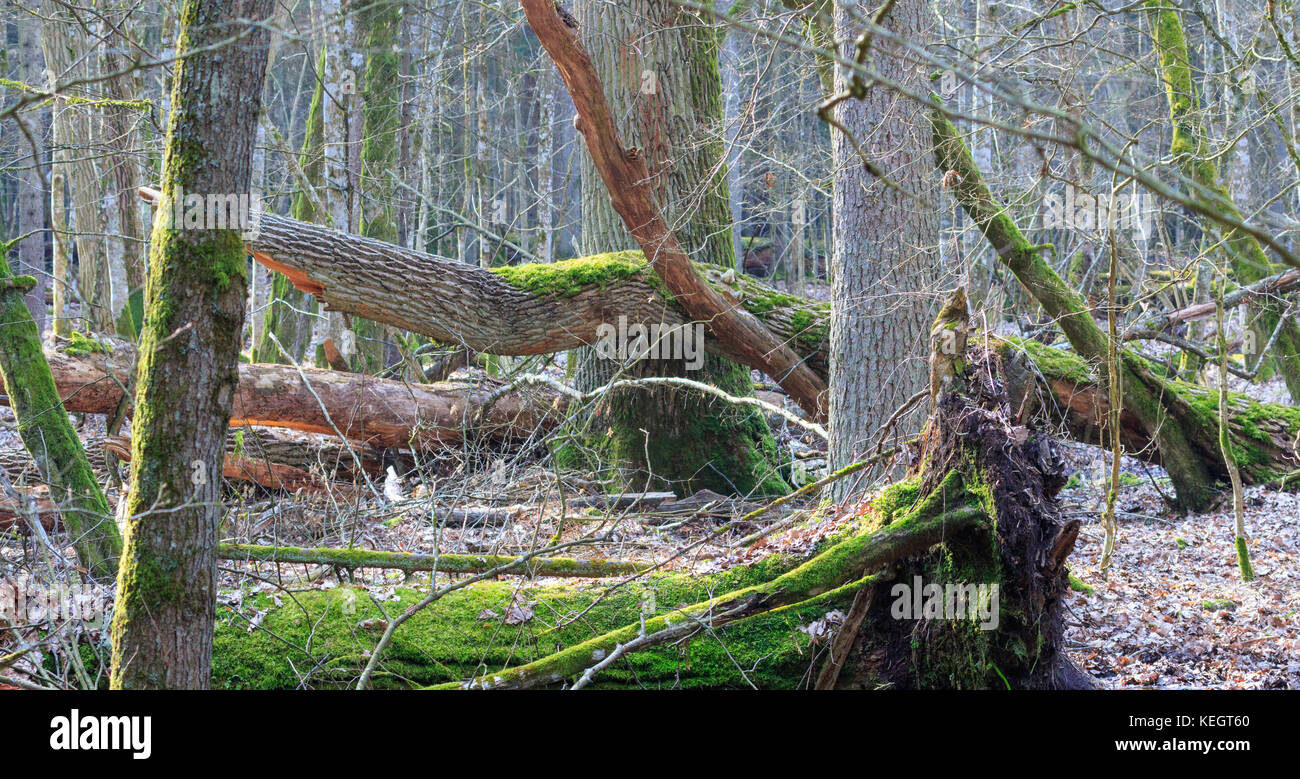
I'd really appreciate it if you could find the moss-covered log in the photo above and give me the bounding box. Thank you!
[218,543,651,578]
[0,243,121,578]
[996,336,1300,487]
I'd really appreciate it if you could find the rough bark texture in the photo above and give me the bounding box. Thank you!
[828,0,942,500]
[997,336,1300,488]
[564,0,788,496]
[110,0,274,690]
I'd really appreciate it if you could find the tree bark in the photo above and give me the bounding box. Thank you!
[14,13,47,332]
[212,323,1089,690]
[109,0,275,690]
[138,188,831,383]
[828,0,943,500]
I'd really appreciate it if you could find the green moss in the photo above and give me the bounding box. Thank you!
[63,331,111,357]
[490,251,648,298]
[1235,537,1254,582]
[0,248,121,577]
[1201,598,1237,611]
[211,553,837,689]
[998,336,1096,385]
[1067,574,1094,594]
[605,352,791,496]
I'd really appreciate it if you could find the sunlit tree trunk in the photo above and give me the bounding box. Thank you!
[110,0,274,689]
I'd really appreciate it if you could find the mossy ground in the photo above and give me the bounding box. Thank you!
[211,553,851,689]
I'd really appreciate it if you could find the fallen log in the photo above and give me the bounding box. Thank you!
[135,201,831,401]
[0,486,58,532]
[219,543,650,578]
[5,339,567,450]
[997,336,1300,487]
[1,427,383,493]
[565,492,676,511]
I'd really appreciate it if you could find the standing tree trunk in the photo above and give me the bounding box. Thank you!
[255,50,326,364]
[109,0,274,689]
[567,0,788,496]
[1147,2,1300,400]
[828,0,942,500]
[99,8,148,336]
[41,0,112,332]
[14,12,47,332]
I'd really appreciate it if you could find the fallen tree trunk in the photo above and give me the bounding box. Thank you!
[135,204,831,399]
[996,336,1300,487]
[1,427,386,494]
[219,543,650,578]
[6,339,567,450]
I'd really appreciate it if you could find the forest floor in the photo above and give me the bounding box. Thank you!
[1057,442,1299,689]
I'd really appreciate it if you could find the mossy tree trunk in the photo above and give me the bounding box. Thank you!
[1146,3,1300,401]
[568,0,788,497]
[0,243,121,579]
[109,0,274,689]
